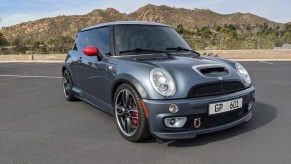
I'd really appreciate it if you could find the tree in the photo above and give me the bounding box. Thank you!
[241,41,256,49]
[228,24,237,31]
[284,32,291,43]
[216,26,221,32]
[11,38,28,54]
[201,27,211,38]
[176,24,184,33]
[0,32,9,46]
[48,36,74,53]
[220,27,237,38]
[274,38,284,47]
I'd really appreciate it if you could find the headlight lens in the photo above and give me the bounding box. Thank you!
[236,63,251,85]
[150,68,176,97]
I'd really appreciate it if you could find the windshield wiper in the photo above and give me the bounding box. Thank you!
[165,47,200,57]
[119,48,165,54]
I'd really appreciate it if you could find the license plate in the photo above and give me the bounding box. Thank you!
[209,98,243,115]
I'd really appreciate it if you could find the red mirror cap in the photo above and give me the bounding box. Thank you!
[83,46,99,56]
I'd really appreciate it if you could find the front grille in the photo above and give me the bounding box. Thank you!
[188,81,245,98]
[184,105,249,130]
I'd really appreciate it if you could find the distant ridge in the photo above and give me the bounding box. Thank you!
[0,4,287,42]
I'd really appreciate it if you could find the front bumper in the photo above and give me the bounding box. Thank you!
[143,86,255,140]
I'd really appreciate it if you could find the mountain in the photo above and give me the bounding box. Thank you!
[0,4,286,43]
[128,4,281,30]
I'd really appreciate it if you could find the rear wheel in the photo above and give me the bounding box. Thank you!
[114,83,150,142]
[62,70,77,101]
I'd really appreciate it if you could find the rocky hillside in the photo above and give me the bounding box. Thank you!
[0,4,285,42]
[128,5,281,30]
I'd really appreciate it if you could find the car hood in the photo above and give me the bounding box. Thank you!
[113,54,247,99]
[142,55,227,69]
[133,55,246,99]
[138,55,237,77]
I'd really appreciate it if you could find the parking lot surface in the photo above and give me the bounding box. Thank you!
[0,62,290,164]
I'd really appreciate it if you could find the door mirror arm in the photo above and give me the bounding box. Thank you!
[97,54,103,61]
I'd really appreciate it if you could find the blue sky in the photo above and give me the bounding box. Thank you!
[0,0,290,27]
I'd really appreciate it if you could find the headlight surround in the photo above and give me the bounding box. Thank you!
[150,68,176,97]
[236,63,251,85]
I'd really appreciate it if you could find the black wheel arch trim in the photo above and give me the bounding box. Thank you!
[111,74,149,103]
[62,64,74,84]
[62,64,72,75]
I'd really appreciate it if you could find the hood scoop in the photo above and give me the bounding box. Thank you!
[192,64,231,78]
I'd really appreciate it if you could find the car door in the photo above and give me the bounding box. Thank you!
[68,32,87,88]
[77,27,111,104]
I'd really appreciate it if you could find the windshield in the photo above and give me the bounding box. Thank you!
[113,25,192,55]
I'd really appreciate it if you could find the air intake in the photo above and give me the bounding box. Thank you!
[192,64,231,78]
[199,67,229,77]
[188,81,245,98]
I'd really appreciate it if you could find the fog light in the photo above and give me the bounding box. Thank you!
[170,119,176,125]
[248,100,254,110]
[164,117,187,128]
[169,104,179,113]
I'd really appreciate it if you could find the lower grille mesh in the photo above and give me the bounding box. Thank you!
[188,81,245,98]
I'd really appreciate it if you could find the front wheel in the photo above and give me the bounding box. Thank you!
[113,84,150,142]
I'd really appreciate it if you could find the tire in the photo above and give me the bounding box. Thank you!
[62,69,77,101]
[113,83,150,142]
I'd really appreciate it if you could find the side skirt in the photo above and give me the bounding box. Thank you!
[72,86,114,116]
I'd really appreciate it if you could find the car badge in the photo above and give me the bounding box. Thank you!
[218,77,223,80]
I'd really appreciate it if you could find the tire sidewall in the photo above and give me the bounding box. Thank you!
[63,70,75,101]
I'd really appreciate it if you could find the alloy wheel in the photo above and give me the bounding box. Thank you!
[115,89,139,136]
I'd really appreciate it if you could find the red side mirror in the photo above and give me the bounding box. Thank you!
[83,46,99,56]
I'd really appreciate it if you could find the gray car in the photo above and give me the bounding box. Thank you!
[62,21,255,142]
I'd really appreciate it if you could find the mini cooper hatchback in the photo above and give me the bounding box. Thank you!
[62,21,255,142]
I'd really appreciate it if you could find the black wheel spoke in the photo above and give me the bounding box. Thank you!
[120,117,126,128]
[64,76,69,84]
[125,117,132,134]
[122,90,129,107]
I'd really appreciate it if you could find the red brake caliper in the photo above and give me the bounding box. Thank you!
[131,111,138,125]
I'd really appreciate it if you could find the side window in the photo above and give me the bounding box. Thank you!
[86,27,110,55]
[74,32,87,51]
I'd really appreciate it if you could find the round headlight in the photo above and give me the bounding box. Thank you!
[150,68,176,97]
[236,63,251,85]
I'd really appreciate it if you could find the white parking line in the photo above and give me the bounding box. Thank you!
[259,61,274,65]
[0,75,62,79]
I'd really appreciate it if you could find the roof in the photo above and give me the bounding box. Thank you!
[81,21,170,31]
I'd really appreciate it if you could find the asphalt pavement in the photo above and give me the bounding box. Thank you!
[0,61,290,164]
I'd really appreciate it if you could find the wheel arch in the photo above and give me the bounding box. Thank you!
[111,75,149,104]
[62,64,75,86]
[62,64,71,75]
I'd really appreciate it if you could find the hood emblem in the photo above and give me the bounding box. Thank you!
[218,77,223,80]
